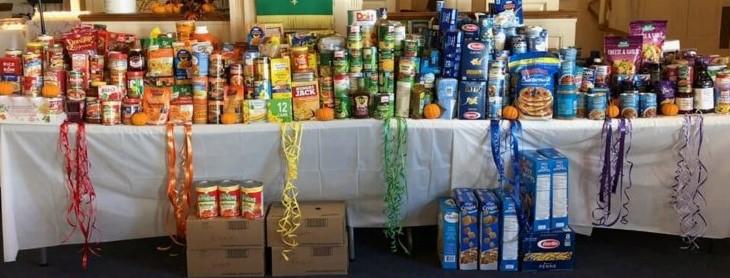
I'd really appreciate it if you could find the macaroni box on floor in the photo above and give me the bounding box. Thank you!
[521,227,575,272]
[473,189,500,271]
[186,216,265,249]
[187,248,265,277]
[520,150,552,232]
[496,191,519,272]
[452,188,479,270]
[538,148,570,230]
[266,201,346,247]
[438,197,459,270]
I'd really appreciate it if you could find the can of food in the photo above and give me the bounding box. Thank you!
[398,56,418,82]
[403,39,419,57]
[243,51,259,78]
[333,50,349,75]
[347,25,363,50]
[394,25,406,53]
[395,81,412,118]
[555,88,577,119]
[240,179,263,220]
[349,49,363,73]
[363,71,379,95]
[26,42,42,55]
[639,93,657,118]
[510,35,527,54]
[254,57,271,81]
[207,99,224,124]
[208,77,226,101]
[594,65,610,88]
[362,47,378,72]
[108,51,128,71]
[109,70,126,92]
[193,98,208,124]
[229,63,244,87]
[290,46,310,74]
[361,25,376,48]
[349,72,363,93]
[101,100,121,126]
[209,53,226,78]
[619,93,639,119]
[586,91,607,120]
[677,63,693,91]
[22,52,42,78]
[121,98,141,125]
[664,64,679,82]
[43,70,66,94]
[378,50,395,73]
[46,44,65,71]
[335,95,352,119]
[580,67,595,92]
[195,181,218,219]
[575,92,586,118]
[715,72,730,114]
[372,92,393,120]
[218,180,241,217]
[126,71,144,98]
[191,76,208,99]
[334,74,350,97]
[89,54,105,83]
[22,76,42,97]
[85,97,102,124]
[379,71,395,94]
[378,23,395,50]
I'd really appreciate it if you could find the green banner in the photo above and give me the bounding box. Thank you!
[255,0,334,15]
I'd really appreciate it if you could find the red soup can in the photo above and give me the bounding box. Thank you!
[218,180,241,217]
[195,181,219,219]
[240,179,263,220]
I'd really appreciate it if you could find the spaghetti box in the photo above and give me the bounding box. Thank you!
[460,23,481,43]
[266,201,346,247]
[496,190,519,272]
[521,227,575,272]
[436,78,458,119]
[520,150,552,232]
[458,81,487,120]
[473,189,500,271]
[437,197,459,270]
[538,148,570,230]
[452,188,479,270]
[460,41,489,81]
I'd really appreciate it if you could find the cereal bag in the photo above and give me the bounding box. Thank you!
[629,20,667,65]
[508,52,561,120]
[143,86,172,125]
[604,36,643,79]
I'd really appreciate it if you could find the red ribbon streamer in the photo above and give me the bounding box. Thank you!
[165,123,194,244]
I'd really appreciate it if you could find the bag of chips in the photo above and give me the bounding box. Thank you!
[604,36,643,79]
[508,52,561,120]
[629,20,667,65]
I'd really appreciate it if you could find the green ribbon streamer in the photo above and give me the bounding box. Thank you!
[383,117,409,254]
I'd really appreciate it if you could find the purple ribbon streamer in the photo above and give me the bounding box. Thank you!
[672,115,708,250]
[594,118,633,227]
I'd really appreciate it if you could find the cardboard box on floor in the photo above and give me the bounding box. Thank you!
[271,241,349,276]
[187,248,265,277]
[186,216,266,277]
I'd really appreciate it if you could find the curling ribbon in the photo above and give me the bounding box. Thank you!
[671,114,708,250]
[59,121,98,270]
[593,118,634,227]
[490,120,524,223]
[383,117,409,254]
[278,122,304,261]
[164,123,194,244]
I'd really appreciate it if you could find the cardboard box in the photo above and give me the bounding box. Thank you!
[496,190,519,272]
[474,189,500,271]
[452,188,479,270]
[267,201,346,247]
[186,216,265,250]
[521,227,575,272]
[187,248,265,277]
[437,197,459,270]
[0,96,66,124]
[520,150,552,232]
[271,244,349,276]
[538,148,570,230]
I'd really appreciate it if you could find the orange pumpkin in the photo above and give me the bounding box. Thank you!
[606,104,620,118]
[661,103,679,116]
[502,105,519,120]
[0,81,14,95]
[202,3,216,13]
[130,112,149,126]
[423,103,442,119]
[41,84,61,98]
[316,107,335,121]
[221,112,238,124]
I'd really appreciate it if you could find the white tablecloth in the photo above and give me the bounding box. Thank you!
[2,117,730,262]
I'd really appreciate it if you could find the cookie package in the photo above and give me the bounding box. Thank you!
[508,52,561,120]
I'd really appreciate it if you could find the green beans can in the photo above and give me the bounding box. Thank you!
[373,92,394,120]
[333,49,349,75]
[363,71,379,95]
[361,25,376,48]
[379,71,395,94]
[378,50,395,73]
[403,39,420,57]
[349,49,363,73]
[362,47,378,72]
[378,23,395,50]
[335,95,352,119]
[347,25,363,50]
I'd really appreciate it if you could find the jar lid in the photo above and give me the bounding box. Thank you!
[194,26,209,34]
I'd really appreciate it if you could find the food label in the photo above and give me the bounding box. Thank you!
[458,81,486,120]
[244,99,267,123]
[292,81,320,121]
[219,185,240,217]
[196,187,218,219]
[268,98,293,123]
[694,88,714,110]
[241,185,263,220]
[676,97,694,112]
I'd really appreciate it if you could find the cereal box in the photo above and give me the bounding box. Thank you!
[538,148,570,230]
[473,189,500,271]
[292,81,319,121]
[452,188,479,270]
[521,227,575,272]
[496,190,519,272]
[437,197,459,270]
[520,150,552,232]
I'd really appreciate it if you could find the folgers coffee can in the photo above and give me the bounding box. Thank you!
[639,93,657,118]
[458,81,486,120]
[121,98,141,125]
[240,179,263,220]
[195,181,218,219]
[218,180,241,217]
[586,90,607,120]
[620,93,639,119]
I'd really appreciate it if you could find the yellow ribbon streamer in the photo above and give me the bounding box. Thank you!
[278,122,303,261]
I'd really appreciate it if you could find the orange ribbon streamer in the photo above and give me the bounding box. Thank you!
[165,123,194,244]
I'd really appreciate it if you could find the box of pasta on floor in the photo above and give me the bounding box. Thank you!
[266,201,348,276]
[520,227,575,272]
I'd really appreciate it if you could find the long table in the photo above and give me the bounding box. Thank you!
[3,117,730,262]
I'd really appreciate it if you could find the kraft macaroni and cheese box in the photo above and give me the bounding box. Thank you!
[452,188,479,270]
[438,197,459,270]
[521,227,575,272]
[538,148,570,230]
[495,190,519,272]
[473,189,500,271]
[520,150,552,232]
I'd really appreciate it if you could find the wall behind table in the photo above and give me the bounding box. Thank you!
[81,20,231,43]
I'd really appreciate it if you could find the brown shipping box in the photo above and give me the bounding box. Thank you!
[187,216,265,250]
[187,248,265,277]
[266,201,346,247]
[271,244,349,276]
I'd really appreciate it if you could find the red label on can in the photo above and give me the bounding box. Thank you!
[196,186,219,219]
[219,185,241,217]
[241,184,263,220]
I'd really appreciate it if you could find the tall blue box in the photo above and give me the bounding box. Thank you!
[521,227,575,272]
[452,188,479,270]
[520,150,552,232]
[538,148,570,230]
[438,197,459,270]
[473,189,500,271]
[495,190,519,272]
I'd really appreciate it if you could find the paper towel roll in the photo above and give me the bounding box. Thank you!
[105,0,137,14]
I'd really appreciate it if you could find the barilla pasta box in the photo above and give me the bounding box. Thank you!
[458,81,487,120]
[460,41,489,81]
[538,148,570,230]
[495,190,519,272]
[520,150,552,232]
[438,197,459,270]
[473,189,500,271]
[437,78,458,119]
[452,188,479,270]
[521,227,575,272]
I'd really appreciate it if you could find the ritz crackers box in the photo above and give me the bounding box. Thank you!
[521,227,576,272]
[520,150,552,232]
[473,189,500,271]
[538,148,570,230]
[452,188,479,270]
[438,197,459,270]
[496,190,519,272]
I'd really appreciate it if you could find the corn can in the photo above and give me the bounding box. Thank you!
[240,180,263,220]
[378,50,395,72]
[195,181,218,219]
[218,180,241,217]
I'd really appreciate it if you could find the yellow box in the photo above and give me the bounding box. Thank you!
[271,57,292,99]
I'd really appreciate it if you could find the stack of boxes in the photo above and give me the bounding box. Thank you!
[186,216,265,277]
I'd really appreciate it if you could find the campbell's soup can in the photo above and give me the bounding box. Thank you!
[121,98,141,125]
[639,93,657,118]
[218,180,241,217]
[195,181,218,219]
[620,93,639,119]
[240,179,263,220]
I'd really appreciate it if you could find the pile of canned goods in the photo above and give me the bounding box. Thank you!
[194,179,264,220]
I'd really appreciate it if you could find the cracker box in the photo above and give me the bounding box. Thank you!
[520,150,552,232]
[437,197,459,270]
[452,188,479,270]
[538,148,570,230]
[496,190,519,272]
[291,81,319,121]
[521,227,575,272]
[473,189,500,271]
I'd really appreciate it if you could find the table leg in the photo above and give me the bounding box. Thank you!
[39,247,48,266]
[406,227,413,253]
[348,226,355,261]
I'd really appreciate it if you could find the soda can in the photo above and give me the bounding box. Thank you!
[586,91,607,120]
[619,93,639,119]
[639,93,657,118]
[362,47,378,72]
[458,81,486,120]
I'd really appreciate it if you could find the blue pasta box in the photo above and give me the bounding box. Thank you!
[439,8,458,33]
[460,41,489,81]
[538,148,570,230]
[473,189,500,271]
[520,150,552,232]
[437,78,458,119]
[438,197,459,270]
[495,190,519,272]
[460,22,481,43]
[452,188,479,270]
[521,227,575,272]
[458,81,487,120]
[442,30,463,60]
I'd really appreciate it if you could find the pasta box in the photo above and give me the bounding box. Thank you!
[520,150,552,232]
[538,148,570,230]
[458,81,487,120]
[460,41,489,81]
[521,227,575,272]
[437,78,458,120]
[452,188,479,270]
[437,197,459,270]
[473,189,500,271]
[496,190,519,272]
[0,96,66,124]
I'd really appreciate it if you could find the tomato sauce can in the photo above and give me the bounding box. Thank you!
[218,180,241,217]
[195,181,219,219]
[240,180,263,220]
[121,98,141,125]
[85,97,102,124]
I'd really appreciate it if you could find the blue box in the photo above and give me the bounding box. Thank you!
[460,41,489,81]
[473,189,500,271]
[495,190,519,272]
[438,197,459,270]
[520,150,552,232]
[437,78,458,120]
[538,148,570,230]
[452,188,479,270]
[458,81,487,120]
[521,227,575,272]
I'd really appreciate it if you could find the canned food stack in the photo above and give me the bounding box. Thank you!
[191,42,213,124]
[291,45,320,121]
[207,53,226,124]
[395,39,420,118]
[333,49,352,119]
[555,48,578,120]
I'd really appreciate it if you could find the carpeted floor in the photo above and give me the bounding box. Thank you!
[1,227,728,278]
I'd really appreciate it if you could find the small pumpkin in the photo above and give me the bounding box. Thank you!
[423,103,442,119]
[316,107,335,121]
[661,103,679,116]
[606,104,620,118]
[502,105,519,120]
[41,84,61,98]
[0,81,14,95]
[221,112,238,124]
[130,112,149,126]
[202,3,216,13]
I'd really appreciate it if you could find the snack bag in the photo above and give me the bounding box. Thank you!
[604,36,643,79]
[508,52,560,120]
[143,86,172,125]
[629,20,667,65]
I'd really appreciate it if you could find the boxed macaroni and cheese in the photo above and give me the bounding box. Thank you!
[538,148,570,230]
[520,150,552,232]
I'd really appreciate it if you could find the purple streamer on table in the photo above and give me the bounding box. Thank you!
[672,115,708,250]
[593,118,634,227]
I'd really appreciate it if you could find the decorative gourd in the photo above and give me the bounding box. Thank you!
[423,103,442,119]
[661,103,679,116]
[315,107,335,121]
[0,81,14,95]
[41,84,61,98]
[502,105,519,120]
[221,112,238,124]
[130,112,149,126]
[606,104,620,118]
